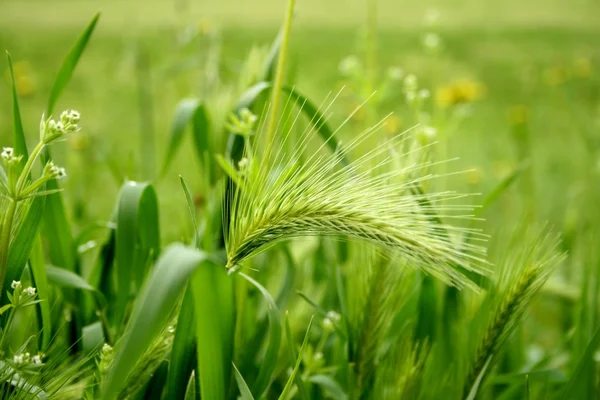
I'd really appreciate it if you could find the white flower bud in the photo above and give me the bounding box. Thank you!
[1,147,14,160]
[326,311,341,323]
[32,354,43,365]
[24,287,36,297]
[11,280,21,290]
[43,161,67,180]
[339,55,360,76]
[13,354,24,365]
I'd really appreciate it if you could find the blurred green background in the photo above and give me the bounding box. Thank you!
[1,0,599,241]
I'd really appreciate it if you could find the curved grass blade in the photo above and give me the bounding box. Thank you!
[46,13,100,115]
[162,99,200,175]
[280,315,314,400]
[101,244,207,399]
[308,375,348,400]
[239,273,282,398]
[180,176,199,248]
[46,265,107,308]
[476,161,529,216]
[6,52,28,172]
[233,363,256,400]
[167,287,197,400]
[114,181,160,326]
[260,29,283,82]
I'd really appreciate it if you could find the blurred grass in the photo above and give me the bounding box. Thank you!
[0,0,599,241]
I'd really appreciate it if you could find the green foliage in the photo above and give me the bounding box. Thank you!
[1,1,599,399]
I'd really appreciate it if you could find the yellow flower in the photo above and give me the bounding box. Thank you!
[543,65,567,86]
[384,115,402,135]
[4,61,36,97]
[466,167,484,185]
[508,105,529,126]
[493,160,514,180]
[573,57,592,79]
[435,79,484,108]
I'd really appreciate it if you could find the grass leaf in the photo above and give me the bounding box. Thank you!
[279,315,314,400]
[233,363,256,400]
[5,51,28,172]
[46,13,100,115]
[102,244,207,399]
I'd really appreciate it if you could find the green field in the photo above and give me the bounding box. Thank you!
[0,0,599,398]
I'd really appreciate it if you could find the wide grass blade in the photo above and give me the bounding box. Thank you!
[192,259,235,400]
[46,265,107,308]
[239,273,282,398]
[46,13,100,115]
[101,244,207,399]
[114,181,160,326]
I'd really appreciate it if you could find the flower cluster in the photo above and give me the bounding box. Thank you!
[225,108,258,137]
[9,281,38,307]
[12,351,44,366]
[43,161,67,180]
[1,147,22,166]
[40,109,81,144]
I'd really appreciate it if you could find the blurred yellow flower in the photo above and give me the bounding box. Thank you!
[493,160,514,180]
[435,79,484,108]
[4,60,36,97]
[197,18,214,36]
[543,65,567,86]
[466,167,484,185]
[384,115,402,135]
[508,105,530,126]
[573,57,592,79]
[69,133,88,151]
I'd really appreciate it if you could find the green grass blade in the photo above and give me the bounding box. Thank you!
[179,176,199,248]
[5,52,28,172]
[283,312,309,400]
[415,275,437,342]
[192,260,235,400]
[167,286,197,400]
[561,325,600,399]
[29,237,51,351]
[101,244,207,399]
[162,99,201,176]
[82,321,105,354]
[46,265,107,308]
[466,356,492,400]
[41,188,74,271]
[279,315,314,400]
[260,29,283,82]
[46,13,100,115]
[239,273,282,398]
[233,363,256,400]
[477,161,528,216]
[5,197,45,300]
[190,104,212,183]
[114,181,160,326]
[308,375,348,400]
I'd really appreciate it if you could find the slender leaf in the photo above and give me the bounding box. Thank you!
[240,273,282,398]
[279,316,314,400]
[46,13,100,115]
[233,363,256,400]
[561,325,600,399]
[162,99,200,175]
[179,176,198,248]
[6,52,28,172]
[308,375,348,400]
[46,265,107,308]
[167,287,197,400]
[29,237,51,351]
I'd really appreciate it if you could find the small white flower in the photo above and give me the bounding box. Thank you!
[238,157,249,170]
[101,343,113,353]
[326,311,341,323]
[11,280,21,290]
[13,354,24,365]
[60,109,81,125]
[1,147,14,160]
[32,354,43,365]
[423,33,441,52]
[387,67,404,81]
[24,287,36,297]
[44,162,67,180]
[425,8,440,26]
[423,125,437,138]
[168,325,175,334]
[322,317,334,331]
[339,55,360,76]
[57,167,67,179]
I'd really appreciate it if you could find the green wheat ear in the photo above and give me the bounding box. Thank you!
[225,98,489,288]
